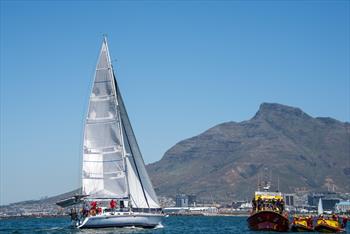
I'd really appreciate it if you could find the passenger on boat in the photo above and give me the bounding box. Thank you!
[97,206,102,214]
[341,216,348,228]
[70,208,78,221]
[90,201,97,208]
[277,199,284,213]
[120,200,125,209]
[110,199,117,209]
[319,214,325,223]
[82,202,89,217]
[306,216,313,227]
[90,201,97,216]
[332,214,338,221]
[257,197,262,211]
[252,198,257,211]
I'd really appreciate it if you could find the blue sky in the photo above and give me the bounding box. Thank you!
[1,1,349,205]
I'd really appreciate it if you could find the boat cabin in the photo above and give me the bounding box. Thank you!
[252,191,285,214]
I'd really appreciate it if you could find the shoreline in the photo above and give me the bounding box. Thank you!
[0,214,69,220]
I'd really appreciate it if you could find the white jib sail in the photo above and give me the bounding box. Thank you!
[116,85,160,209]
[82,38,160,209]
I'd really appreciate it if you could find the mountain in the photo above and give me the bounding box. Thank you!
[146,103,350,202]
[2,103,349,214]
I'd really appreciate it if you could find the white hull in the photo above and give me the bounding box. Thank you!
[77,212,163,229]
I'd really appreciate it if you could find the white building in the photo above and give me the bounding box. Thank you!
[335,201,350,213]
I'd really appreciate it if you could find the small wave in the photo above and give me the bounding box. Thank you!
[33,227,66,233]
[49,226,64,230]
[123,225,145,230]
[124,225,137,229]
[154,223,164,229]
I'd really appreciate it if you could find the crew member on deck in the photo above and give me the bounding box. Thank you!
[91,201,97,208]
[120,200,125,209]
[342,216,348,228]
[110,199,117,209]
[90,201,97,216]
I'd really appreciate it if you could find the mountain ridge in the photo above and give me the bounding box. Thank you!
[1,103,349,209]
[146,103,350,202]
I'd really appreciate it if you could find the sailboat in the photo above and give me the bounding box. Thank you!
[315,198,346,233]
[57,38,163,229]
[318,198,323,215]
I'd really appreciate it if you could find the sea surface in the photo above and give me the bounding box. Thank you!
[0,216,349,234]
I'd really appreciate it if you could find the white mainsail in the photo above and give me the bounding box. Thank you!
[82,38,159,209]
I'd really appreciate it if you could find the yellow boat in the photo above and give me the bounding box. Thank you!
[314,216,345,233]
[290,216,313,232]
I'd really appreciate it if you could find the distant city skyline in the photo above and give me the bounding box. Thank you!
[1,1,349,205]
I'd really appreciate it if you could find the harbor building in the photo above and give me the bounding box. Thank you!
[284,194,295,206]
[188,194,197,206]
[307,192,340,211]
[175,194,189,207]
[335,201,350,213]
[175,194,197,207]
[322,198,341,210]
[308,193,325,206]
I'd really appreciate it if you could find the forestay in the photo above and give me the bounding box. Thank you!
[82,38,159,209]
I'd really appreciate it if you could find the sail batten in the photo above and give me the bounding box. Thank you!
[82,38,159,208]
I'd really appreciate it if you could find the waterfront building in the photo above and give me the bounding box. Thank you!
[175,194,197,207]
[188,194,197,206]
[307,192,340,211]
[284,193,295,206]
[335,201,350,213]
[175,194,189,207]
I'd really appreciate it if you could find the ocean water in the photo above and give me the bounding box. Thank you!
[0,216,349,234]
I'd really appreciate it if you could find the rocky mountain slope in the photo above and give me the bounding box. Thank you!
[147,103,350,202]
